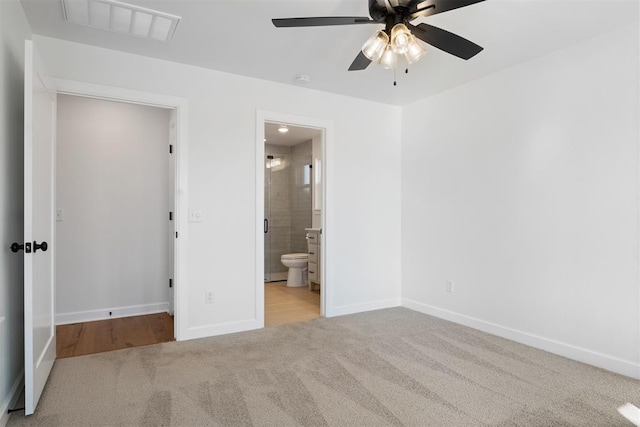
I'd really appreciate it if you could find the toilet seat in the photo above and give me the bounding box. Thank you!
[281,253,308,260]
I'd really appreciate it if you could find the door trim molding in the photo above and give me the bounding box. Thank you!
[256,110,332,323]
[51,78,190,341]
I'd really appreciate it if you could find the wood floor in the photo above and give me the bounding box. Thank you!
[56,312,174,358]
[265,282,320,327]
[56,286,318,358]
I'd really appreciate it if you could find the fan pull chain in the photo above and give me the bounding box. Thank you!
[392,65,410,86]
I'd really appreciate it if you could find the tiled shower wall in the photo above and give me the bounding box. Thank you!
[265,141,312,275]
[290,141,313,253]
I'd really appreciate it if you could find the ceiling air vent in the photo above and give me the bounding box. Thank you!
[62,0,181,43]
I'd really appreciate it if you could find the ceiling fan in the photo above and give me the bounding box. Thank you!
[273,0,486,72]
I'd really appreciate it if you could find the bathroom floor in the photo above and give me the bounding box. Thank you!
[265,282,320,327]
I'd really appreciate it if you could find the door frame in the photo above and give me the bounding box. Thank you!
[51,78,190,341]
[255,110,332,323]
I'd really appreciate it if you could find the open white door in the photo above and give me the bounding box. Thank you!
[168,111,176,317]
[23,39,57,416]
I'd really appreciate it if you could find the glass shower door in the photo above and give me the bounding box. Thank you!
[264,155,273,282]
[264,152,293,282]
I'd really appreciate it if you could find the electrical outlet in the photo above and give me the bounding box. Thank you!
[205,290,214,304]
[446,280,454,293]
[189,210,203,222]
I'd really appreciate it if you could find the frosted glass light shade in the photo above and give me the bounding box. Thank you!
[405,38,426,64]
[361,30,389,62]
[379,44,397,69]
[391,23,411,54]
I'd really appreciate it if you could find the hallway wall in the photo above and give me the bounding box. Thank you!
[56,95,171,324]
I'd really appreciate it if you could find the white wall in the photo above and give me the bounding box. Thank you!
[0,0,31,424]
[402,25,640,379]
[35,36,403,338]
[55,95,171,324]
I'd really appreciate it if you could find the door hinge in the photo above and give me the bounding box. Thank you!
[169,278,173,288]
[169,211,173,221]
[175,231,178,238]
[169,144,173,154]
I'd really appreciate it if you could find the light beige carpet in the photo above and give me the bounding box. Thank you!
[8,308,640,426]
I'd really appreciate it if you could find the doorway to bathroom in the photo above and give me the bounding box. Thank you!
[256,112,329,327]
[264,123,321,326]
[264,123,318,283]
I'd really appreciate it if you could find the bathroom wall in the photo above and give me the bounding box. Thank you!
[311,135,322,229]
[290,140,312,254]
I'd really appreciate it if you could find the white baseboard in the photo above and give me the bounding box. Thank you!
[402,298,640,380]
[180,299,401,340]
[56,302,170,325]
[180,319,261,341]
[1,371,24,427]
[327,298,401,318]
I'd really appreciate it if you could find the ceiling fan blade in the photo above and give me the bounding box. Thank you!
[409,0,485,19]
[378,0,394,14]
[272,17,376,27]
[409,23,483,60]
[348,51,372,71]
[410,5,436,19]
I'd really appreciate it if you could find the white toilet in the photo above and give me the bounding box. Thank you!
[281,253,308,287]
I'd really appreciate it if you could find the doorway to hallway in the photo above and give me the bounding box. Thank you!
[55,94,176,353]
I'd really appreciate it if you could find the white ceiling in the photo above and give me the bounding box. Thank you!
[20,0,638,106]
[265,122,322,147]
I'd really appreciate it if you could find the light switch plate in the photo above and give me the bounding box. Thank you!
[189,209,203,222]
[56,208,64,222]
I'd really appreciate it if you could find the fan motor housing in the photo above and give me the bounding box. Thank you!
[369,0,414,29]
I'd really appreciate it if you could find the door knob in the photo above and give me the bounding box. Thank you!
[10,242,32,253]
[33,241,48,253]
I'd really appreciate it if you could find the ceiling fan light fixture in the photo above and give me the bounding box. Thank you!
[379,44,397,69]
[361,30,389,62]
[405,38,426,64]
[272,0,485,72]
[390,23,411,55]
